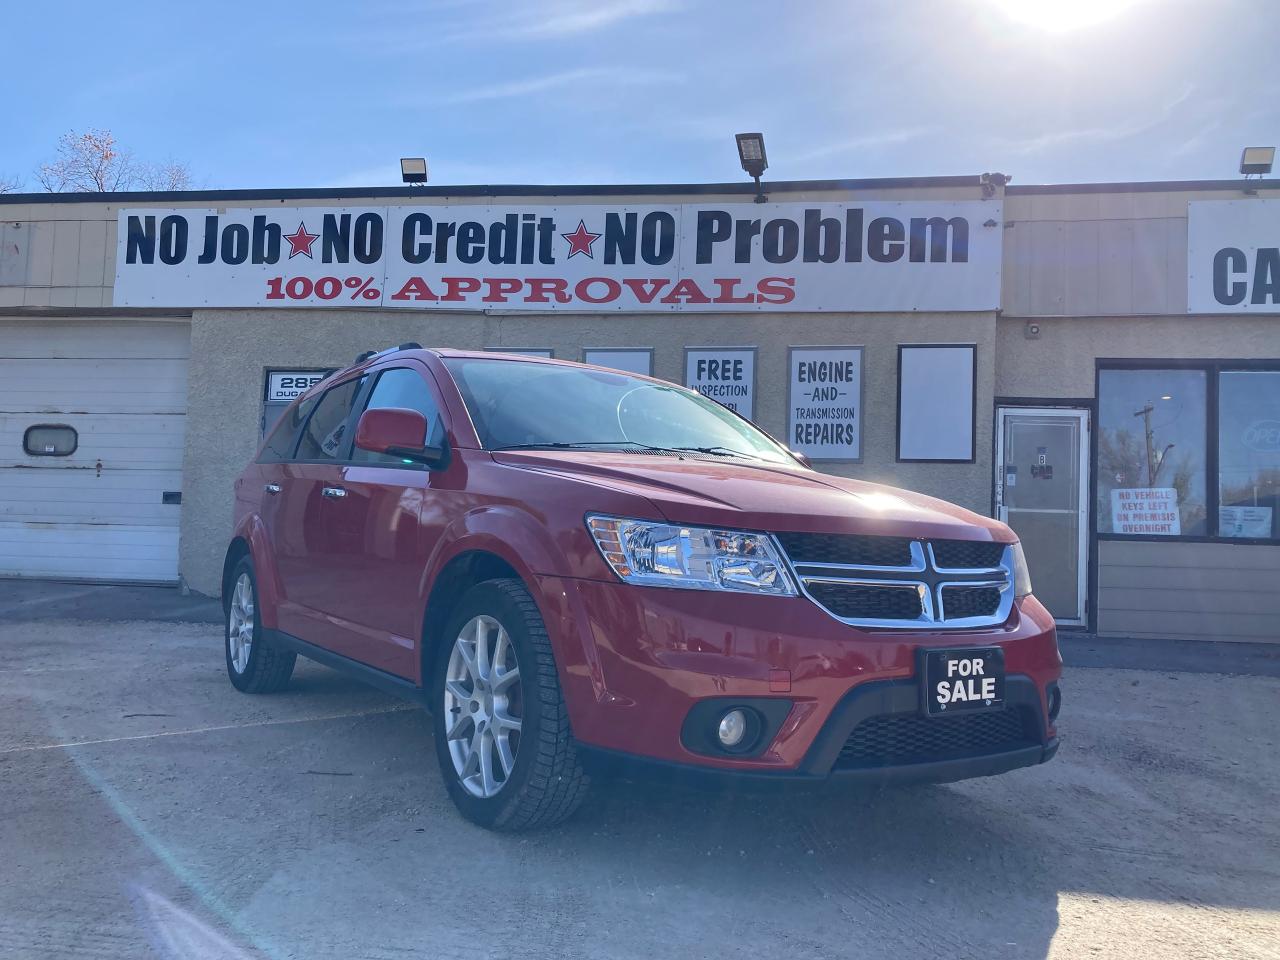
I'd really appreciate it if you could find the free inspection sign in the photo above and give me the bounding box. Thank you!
[112,201,1003,313]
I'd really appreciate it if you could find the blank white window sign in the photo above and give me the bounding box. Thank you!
[583,349,653,376]
[898,345,975,461]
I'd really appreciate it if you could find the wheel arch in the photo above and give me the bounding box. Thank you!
[222,538,251,610]
[222,515,282,629]
[420,548,522,691]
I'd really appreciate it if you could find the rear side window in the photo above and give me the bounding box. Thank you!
[353,368,445,465]
[295,377,365,461]
[259,394,319,462]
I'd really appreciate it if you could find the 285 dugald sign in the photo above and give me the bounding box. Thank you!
[113,201,1003,312]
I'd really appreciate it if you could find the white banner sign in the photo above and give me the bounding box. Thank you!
[113,201,1002,313]
[787,347,862,460]
[1110,487,1181,536]
[1188,200,1280,313]
[685,348,756,418]
[265,370,329,402]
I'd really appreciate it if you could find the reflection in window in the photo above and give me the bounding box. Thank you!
[295,377,365,461]
[260,394,319,462]
[1219,371,1280,540]
[1097,370,1207,536]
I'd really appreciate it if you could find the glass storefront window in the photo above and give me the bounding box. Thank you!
[1097,369,1208,536]
[1219,371,1280,540]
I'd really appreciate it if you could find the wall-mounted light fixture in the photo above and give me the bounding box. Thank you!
[400,158,429,185]
[1240,147,1274,177]
[736,133,768,203]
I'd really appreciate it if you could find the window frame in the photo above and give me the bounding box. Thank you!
[1094,358,1280,546]
[290,374,369,465]
[350,366,447,471]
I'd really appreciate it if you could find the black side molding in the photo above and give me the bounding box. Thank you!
[265,629,429,708]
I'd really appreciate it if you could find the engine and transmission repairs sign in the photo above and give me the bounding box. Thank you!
[113,201,1002,313]
[787,347,863,460]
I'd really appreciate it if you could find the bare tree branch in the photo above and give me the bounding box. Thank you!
[134,159,192,192]
[0,174,22,194]
[36,129,192,192]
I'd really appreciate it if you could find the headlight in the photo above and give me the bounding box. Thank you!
[1011,541,1033,598]
[586,515,797,596]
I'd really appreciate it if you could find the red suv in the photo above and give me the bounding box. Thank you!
[224,346,1061,830]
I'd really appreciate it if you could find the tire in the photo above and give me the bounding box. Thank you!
[431,578,589,831]
[224,556,296,694]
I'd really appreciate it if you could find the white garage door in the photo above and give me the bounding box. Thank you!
[0,319,190,583]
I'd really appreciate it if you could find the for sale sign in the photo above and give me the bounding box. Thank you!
[112,201,1002,313]
[1110,487,1181,535]
[787,347,862,460]
[684,348,756,418]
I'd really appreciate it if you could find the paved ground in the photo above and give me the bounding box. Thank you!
[1,613,1277,959]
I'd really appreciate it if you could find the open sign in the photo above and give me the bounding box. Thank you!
[1243,419,1280,453]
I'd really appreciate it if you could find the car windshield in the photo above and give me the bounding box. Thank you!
[443,357,793,464]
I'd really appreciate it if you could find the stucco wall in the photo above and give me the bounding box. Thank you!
[179,308,997,596]
[995,313,1280,398]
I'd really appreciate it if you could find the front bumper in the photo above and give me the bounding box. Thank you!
[533,575,1062,777]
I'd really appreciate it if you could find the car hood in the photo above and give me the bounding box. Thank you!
[491,450,1011,542]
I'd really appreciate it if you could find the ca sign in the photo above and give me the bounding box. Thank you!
[1188,200,1280,313]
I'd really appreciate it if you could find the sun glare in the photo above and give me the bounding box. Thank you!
[984,0,1150,32]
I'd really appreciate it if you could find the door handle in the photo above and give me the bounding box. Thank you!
[264,483,281,494]
[321,486,347,499]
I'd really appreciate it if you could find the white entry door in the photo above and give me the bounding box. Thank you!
[995,407,1090,625]
[0,319,190,583]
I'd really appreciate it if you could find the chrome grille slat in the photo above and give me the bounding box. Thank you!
[777,533,1014,630]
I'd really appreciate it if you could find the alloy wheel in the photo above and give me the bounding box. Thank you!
[442,614,524,798]
[227,572,255,674]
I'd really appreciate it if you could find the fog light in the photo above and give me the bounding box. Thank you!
[717,709,748,748]
[1047,684,1062,722]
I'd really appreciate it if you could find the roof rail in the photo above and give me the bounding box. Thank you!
[355,342,426,365]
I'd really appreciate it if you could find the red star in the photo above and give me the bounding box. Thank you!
[284,222,319,258]
[560,219,601,259]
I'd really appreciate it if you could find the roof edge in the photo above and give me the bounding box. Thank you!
[0,175,983,205]
[1006,178,1280,195]
[4,175,1277,205]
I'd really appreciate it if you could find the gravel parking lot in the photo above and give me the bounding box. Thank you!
[1,616,1277,960]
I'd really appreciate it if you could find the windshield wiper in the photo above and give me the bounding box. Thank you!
[669,445,764,461]
[492,440,670,452]
[493,441,766,461]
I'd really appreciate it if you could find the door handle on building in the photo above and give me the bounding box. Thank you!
[321,486,347,499]
[264,483,281,494]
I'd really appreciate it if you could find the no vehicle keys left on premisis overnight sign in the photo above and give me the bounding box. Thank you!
[112,202,1003,313]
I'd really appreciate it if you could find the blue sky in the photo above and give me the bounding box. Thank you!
[3,0,1276,191]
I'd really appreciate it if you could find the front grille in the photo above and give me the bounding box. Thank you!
[931,539,1006,569]
[807,582,923,621]
[775,532,914,567]
[940,585,1002,620]
[836,708,1034,769]
[777,532,1013,629]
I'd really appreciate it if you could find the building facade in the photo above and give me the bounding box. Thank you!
[1,175,1277,641]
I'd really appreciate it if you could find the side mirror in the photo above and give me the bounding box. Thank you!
[355,407,449,468]
[790,450,812,469]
